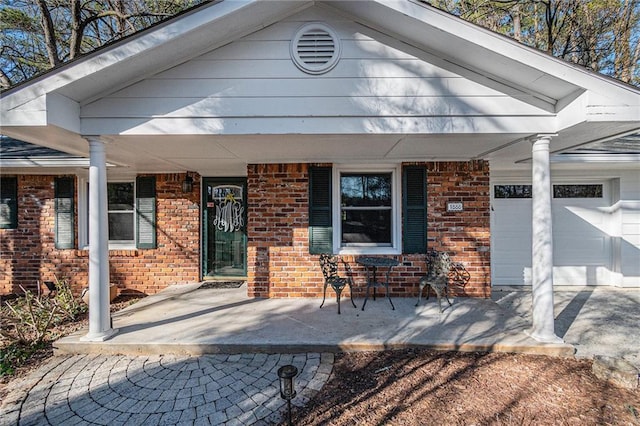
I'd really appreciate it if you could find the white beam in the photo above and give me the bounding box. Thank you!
[46,93,80,133]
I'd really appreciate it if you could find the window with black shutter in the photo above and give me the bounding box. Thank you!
[402,166,427,253]
[55,177,75,248]
[136,176,156,249]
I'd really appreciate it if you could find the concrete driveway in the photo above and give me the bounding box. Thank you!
[492,286,640,368]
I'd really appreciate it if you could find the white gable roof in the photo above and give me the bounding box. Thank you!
[1,0,638,175]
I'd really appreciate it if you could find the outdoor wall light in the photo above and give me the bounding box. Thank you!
[277,364,298,426]
[182,172,194,193]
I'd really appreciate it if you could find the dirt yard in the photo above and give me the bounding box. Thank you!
[292,349,639,425]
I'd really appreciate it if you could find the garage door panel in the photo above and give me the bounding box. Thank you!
[492,198,531,285]
[553,266,611,286]
[554,236,608,262]
[494,266,531,285]
[492,181,611,286]
[553,207,606,227]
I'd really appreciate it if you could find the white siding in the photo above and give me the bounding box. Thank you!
[81,6,552,130]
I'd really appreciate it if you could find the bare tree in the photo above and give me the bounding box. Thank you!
[3,0,639,89]
[0,0,207,89]
[430,0,640,86]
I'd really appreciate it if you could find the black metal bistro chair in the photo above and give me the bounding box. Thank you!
[416,250,453,313]
[319,254,357,314]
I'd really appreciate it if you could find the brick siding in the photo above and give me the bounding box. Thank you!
[0,174,200,296]
[247,162,491,299]
[2,163,490,299]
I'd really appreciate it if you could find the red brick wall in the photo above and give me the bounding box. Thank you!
[246,164,313,298]
[246,161,491,299]
[0,174,200,296]
[2,163,489,299]
[0,175,63,295]
[425,161,491,297]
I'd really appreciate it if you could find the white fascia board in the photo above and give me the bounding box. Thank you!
[556,92,640,132]
[555,92,588,131]
[586,105,640,122]
[0,158,90,168]
[0,96,47,126]
[1,92,79,132]
[585,93,640,122]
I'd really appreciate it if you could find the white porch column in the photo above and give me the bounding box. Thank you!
[82,136,118,341]
[529,134,562,343]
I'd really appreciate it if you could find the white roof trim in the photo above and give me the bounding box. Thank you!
[0,158,90,168]
[1,0,311,109]
[2,0,638,112]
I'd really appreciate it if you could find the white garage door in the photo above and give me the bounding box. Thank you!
[491,182,612,286]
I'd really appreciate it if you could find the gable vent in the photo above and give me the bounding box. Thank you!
[291,23,341,75]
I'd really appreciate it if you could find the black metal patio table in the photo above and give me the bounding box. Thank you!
[356,256,399,311]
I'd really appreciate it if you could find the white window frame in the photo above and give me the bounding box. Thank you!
[332,164,402,255]
[107,181,136,248]
[78,176,137,250]
[78,175,89,249]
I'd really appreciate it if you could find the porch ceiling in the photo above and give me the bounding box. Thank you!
[1,0,638,176]
[101,133,525,175]
[3,119,639,177]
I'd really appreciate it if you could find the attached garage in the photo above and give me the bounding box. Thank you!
[491,176,623,286]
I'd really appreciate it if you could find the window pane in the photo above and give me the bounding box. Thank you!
[109,212,134,240]
[210,185,243,201]
[553,184,603,198]
[342,210,391,244]
[0,203,11,227]
[341,174,391,207]
[108,183,134,210]
[0,177,18,229]
[494,185,532,198]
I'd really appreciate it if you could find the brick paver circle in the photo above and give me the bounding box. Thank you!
[0,352,333,425]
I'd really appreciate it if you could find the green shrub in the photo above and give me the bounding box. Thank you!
[0,341,45,377]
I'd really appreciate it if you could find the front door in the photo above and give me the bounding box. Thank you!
[203,178,247,277]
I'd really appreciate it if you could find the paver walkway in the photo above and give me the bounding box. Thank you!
[1,352,333,426]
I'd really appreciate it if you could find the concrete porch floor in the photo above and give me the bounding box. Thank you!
[52,282,629,360]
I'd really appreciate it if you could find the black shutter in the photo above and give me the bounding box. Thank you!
[0,177,18,229]
[403,166,427,253]
[55,177,75,249]
[136,176,156,249]
[309,166,332,254]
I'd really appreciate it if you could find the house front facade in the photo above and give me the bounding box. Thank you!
[1,0,639,342]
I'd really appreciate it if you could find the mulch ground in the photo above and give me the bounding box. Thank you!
[292,348,640,425]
